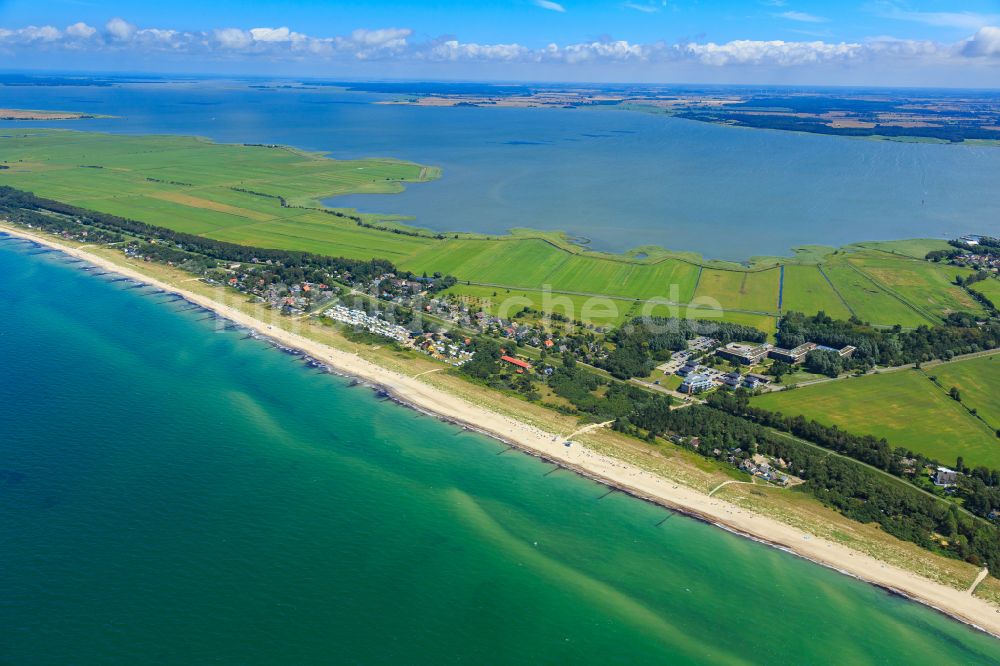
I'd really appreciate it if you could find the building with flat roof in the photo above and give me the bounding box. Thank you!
[768,343,817,365]
[743,374,771,390]
[721,372,743,388]
[815,344,857,359]
[676,360,700,376]
[716,342,772,366]
[679,373,714,394]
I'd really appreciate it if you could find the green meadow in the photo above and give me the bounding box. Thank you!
[780,264,853,320]
[444,283,779,333]
[0,129,988,330]
[845,253,983,322]
[971,278,1000,307]
[753,356,1000,469]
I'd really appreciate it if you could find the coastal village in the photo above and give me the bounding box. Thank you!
[26,206,1000,518]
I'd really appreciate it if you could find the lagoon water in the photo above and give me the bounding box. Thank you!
[3,238,1000,663]
[2,81,999,260]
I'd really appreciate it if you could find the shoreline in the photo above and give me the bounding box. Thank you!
[4,223,1000,639]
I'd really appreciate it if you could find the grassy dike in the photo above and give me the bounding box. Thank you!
[5,221,998,622]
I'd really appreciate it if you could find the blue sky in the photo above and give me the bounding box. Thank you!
[2,1,1000,85]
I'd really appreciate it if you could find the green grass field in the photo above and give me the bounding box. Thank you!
[971,278,1000,307]
[753,358,1000,468]
[693,268,780,313]
[445,283,779,333]
[846,252,983,322]
[853,239,954,259]
[930,355,1000,434]
[781,264,853,319]
[0,129,988,331]
[820,262,935,328]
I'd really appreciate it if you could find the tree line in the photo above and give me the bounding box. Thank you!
[777,311,1000,370]
[601,316,767,379]
[628,397,1000,570]
[707,390,1000,525]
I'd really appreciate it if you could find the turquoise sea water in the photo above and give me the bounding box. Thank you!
[3,237,1000,663]
[1,81,999,259]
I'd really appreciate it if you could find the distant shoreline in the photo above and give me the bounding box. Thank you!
[3,222,1000,640]
[0,108,111,121]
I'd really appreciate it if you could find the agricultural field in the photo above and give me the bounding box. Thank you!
[445,283,779,333]
[0,129,989,332]
[853,239,954,260]
[820,262,934,328]
[405,239,702,302]
[845,251,983,322]
[970,278,1000,307]
[692,267,781,314]
[0,129,439,263]
[780,264,853,319]
[930,355,1000,435]
[753,358,1000,469]
[445,283,634,328]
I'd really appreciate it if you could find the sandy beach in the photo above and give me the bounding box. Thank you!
[4,223,1000,638]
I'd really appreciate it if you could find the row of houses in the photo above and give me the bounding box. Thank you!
[323,305,413,343]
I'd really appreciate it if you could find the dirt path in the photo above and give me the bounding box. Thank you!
[708,479,754,497]
[563,420,614,442]
[970,568,990,595]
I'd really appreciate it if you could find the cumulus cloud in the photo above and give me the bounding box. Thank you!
[963,26,1000,57]
[249,27,303,43]
[534,0,567,13]
[214,28,252,50]
[17,25,62,42]
[105,17,136,41]
[66,22,97,39]
[350,28,410,49]
[0,16,998,75]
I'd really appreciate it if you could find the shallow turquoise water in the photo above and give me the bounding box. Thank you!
[1,82,998,259]
[2,236,1000,664]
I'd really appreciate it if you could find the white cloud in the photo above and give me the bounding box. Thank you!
[250,27,302,43]
[534,0,567,13]
[777,11,829,24]
[963,26,1000,57]
[682,39,859,66]
[105,17,136,41]
[214,28,252,50]
[18,25,62,42]
[350,28,411,48]
[429,40,531,61]
[875,4,1000,31]
[2,15,998,78]
[624,2,663,13]
[65,22,97,39]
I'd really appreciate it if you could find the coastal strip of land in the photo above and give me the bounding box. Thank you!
[4,222,1000,639]
[0,109,108,120]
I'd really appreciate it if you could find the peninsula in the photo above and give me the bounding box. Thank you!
[3,127,1000,636]
[0,108,108,120]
